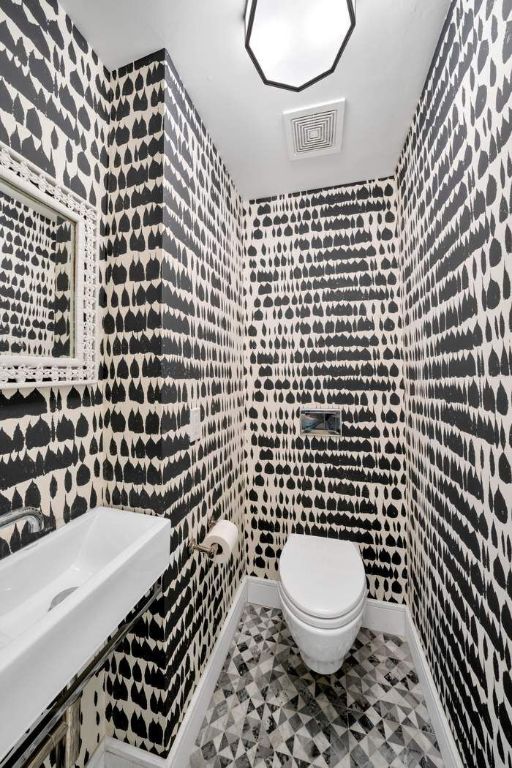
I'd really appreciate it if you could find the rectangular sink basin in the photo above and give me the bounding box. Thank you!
[0,507,170,761]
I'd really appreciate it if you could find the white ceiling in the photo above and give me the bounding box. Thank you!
[59,0,451,200]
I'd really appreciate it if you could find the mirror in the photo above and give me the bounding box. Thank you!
[0,178,77,360]
[0,142,98,389]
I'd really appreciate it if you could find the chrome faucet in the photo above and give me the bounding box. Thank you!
[0,506,46,533]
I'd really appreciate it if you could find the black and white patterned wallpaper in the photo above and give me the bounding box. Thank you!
[158,50,246,753]
[0,0,108,550]
[397,0,512,765]
[0,0,109,765]
[0,3,247,762]
[102,51,246,756]
[1,1,511,767]
[245,180,407,603]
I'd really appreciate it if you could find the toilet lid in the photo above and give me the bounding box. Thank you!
[279,535,366,620]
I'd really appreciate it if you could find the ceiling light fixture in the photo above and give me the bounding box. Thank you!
[245,0,356,92]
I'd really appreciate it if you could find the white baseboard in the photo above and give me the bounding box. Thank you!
[90,577,460,768]
[86,740,105,768]
[103,737,165,768]
[246,575,281,609]
[406,613,463,768]
[363,598,406,636]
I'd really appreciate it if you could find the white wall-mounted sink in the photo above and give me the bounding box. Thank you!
[0,506,171,760]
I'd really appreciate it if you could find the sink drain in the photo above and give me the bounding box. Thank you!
[48,587,78,611]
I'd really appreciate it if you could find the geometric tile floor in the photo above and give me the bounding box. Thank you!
[191,605,444,768]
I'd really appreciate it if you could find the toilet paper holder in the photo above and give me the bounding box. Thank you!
[189,516,220,560]
[189,540,220,559]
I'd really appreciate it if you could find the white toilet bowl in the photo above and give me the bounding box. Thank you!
[278,534,366,674]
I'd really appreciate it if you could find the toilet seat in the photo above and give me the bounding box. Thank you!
[279,535,366,624]
[279,583,366,630]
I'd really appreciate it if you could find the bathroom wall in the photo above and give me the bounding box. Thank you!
[397,1,512,765]
[0,0,109,554]
[0,0,109,764]
[3,2,510,768]
[102,51,168,515]
[102,51,246,755]
[158,52,246,751]
[245,179,407,602]
[0,2,246,761]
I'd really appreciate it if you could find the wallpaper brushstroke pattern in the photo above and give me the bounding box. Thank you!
[245,179,407,603]
[1,1,511,767]
[102,51,246,756]
[0,1,109,765]
[397,0,512,765]
[0,0,108,551]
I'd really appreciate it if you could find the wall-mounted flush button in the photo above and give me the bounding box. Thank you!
[188,407,202,443]
[300,409,342,436]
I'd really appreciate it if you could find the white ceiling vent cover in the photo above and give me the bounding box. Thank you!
[284,99,345,161]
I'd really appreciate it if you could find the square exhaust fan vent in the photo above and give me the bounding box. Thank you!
[284,99,345,161]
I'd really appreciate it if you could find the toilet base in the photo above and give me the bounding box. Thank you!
[279,585,365,675]
[299,652,349,675]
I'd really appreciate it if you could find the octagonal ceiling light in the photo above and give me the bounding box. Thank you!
[245,0,356,92]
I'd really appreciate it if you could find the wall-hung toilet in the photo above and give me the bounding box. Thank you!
[279,534,367,674]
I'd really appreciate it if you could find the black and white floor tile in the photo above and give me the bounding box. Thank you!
[191,605,443,768]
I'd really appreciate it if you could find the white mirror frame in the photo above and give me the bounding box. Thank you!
[0,142,98,389]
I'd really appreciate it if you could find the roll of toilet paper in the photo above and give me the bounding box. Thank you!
[203,519,238,564]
